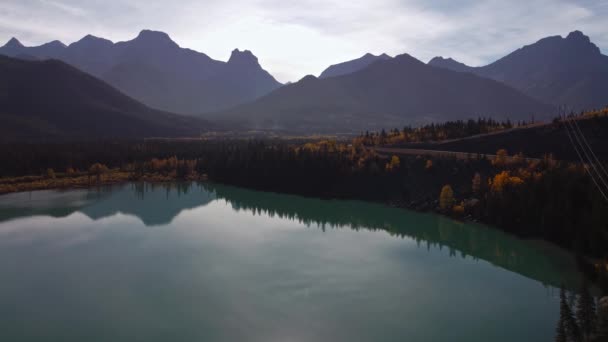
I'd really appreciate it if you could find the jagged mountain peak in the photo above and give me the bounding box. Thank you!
[392,53,424,65]
[366,52,390,57]
[4,37,23,48]
[73,34,114,46]
[132,29,178,47]
[563,30,600,54]
[42,40,66,48]
[137,29,171,39]
[228,49,259,66]
[361,52,392,60]
[524,30,600,55]
[430,56,456,63]
[566,30,590,43]
[428,56,472,72]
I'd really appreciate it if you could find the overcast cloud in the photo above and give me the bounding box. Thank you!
[1,0,607,82]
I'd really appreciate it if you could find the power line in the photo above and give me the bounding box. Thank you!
[562,113,608,202]
[570,115,608,182]
[564,114,608,193]
[567,113,608,196]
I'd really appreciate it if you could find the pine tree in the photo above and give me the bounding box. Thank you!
[556,313,567,342]
[557,286,570,342]
[561,287,582,342]
[597,297,608,340]
[576,280,597,340]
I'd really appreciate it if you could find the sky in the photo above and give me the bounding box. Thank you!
[1,0,607,83]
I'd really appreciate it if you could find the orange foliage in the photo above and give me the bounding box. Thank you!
[490,171,524,193]
[493,149,509,167]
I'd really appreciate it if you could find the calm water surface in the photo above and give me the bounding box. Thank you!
[0,182,583,341]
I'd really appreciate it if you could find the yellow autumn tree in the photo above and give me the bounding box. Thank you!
[439,185,454,211]
[490,171,524,193]
[493,149,509,167]
[385,155,400,171]
[386,156,401,171]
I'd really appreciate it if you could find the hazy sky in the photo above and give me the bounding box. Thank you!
[1,0,607,82]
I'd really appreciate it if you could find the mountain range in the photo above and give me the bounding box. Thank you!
[0,55,210,141]
[428,30,608,110]
[0,29,606,137]
[0,30,282,114]
[215,54,552,132]
[211,30,607,132]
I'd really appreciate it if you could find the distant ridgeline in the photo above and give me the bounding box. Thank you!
[0,29,607,136]
[213,30,606,132]
[428,31,608,111]
[213,53,552,132]
[0,30,281,115]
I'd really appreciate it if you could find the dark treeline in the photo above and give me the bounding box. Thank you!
[356,118,516,145]
[0,141,210,177]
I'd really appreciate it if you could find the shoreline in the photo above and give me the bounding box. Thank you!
[0,171,206,196]
[0,175,571,243]
[0,172,591,235]
[0,173,584,242]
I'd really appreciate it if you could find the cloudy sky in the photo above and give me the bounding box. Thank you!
[1,0,607,82]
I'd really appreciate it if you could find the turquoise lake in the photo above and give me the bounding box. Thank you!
[0,182,583,341]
